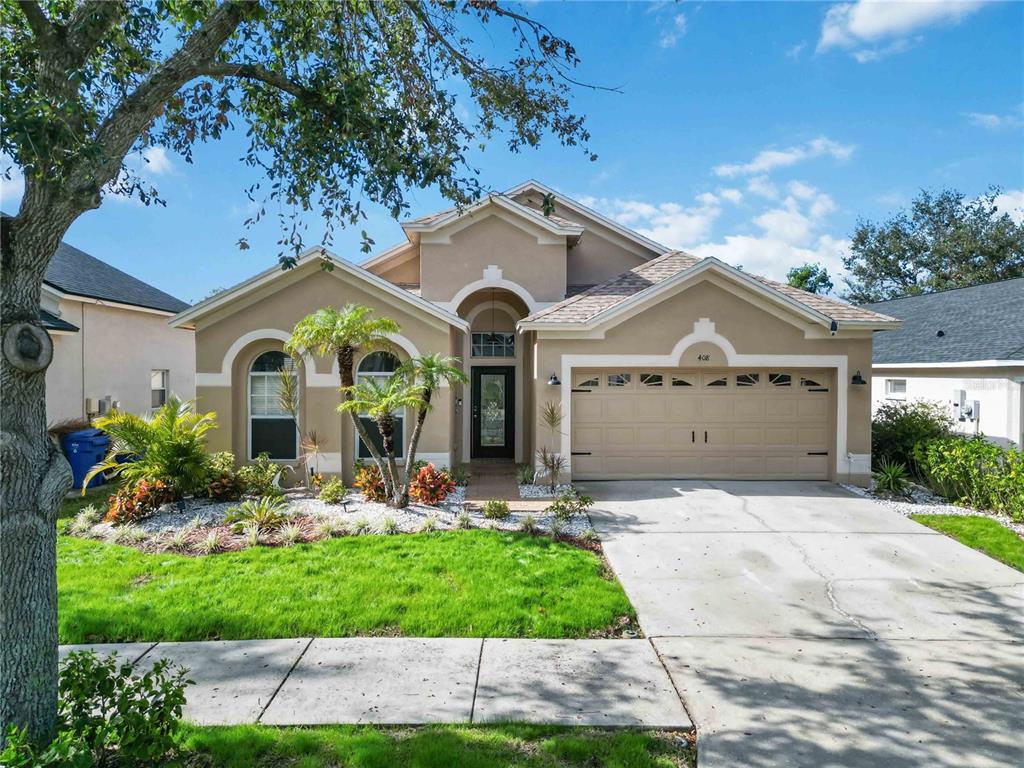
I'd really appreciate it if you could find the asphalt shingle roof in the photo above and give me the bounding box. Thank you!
[524,251,897,326]
[44,239,189,314]
[862,278,1024,364]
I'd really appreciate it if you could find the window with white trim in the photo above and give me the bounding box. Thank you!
[471,332,514,358]
[885,379,907,400]
[356,351,404,459]
[249,352,297,460]
[150,370,168,408]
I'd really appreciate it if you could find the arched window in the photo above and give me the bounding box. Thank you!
[356,351,403,459]
[249,351,297,460]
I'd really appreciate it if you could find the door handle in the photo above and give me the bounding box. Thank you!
[704,430,708,443]
[691,430,695,443]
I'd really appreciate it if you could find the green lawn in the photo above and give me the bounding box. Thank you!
[911,514,1024,572]
[177,724,694,768]
[57,529,634,643]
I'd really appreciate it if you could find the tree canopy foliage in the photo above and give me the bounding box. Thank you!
[842,188,1024,303]
[786,262,833,294]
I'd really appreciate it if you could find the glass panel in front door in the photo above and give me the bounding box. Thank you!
[480,374,506,446]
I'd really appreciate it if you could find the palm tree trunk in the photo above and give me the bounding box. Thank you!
[337,349,393,497]
[377,416,402,507]
[403,388,433,489]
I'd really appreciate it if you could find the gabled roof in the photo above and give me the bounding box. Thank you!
[863,278,1024,364]
[521,251,899,330]
[170,248,468,330]
[401,193,584,239]
[2,212,189,314]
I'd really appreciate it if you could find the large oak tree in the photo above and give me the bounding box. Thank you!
[0,0,594,745]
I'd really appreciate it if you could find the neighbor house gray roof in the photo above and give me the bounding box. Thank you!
[863,278,1024,364]
[44,239,189,314]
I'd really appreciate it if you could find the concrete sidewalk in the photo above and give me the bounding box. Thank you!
[60,637,692,729]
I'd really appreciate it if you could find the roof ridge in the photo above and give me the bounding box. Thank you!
[863,276,1024,305]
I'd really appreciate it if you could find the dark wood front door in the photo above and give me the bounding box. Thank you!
[471,366,515,459]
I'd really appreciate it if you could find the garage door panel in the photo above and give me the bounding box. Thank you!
[571,368,832,481]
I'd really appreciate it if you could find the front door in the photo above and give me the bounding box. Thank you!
[472,366,515,459]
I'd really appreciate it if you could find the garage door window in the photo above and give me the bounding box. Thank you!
[703,374,728,388]
[736,372,760,387]
[768,372,791,387]
[640,373,663,387]
[575,374,599,389]
[607,373,631,387]
[671,375,694,387]
[800,375,828,391]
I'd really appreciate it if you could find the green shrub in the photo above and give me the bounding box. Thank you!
[482,499,510,519]
[914,436,1024,520]
[318,477,347,504]
[105,479,174,525]
[872,400,953,475]
[874,457,910,496]
[546,487,593,521]
[0,651,191,767]
[237,454,284,497]
[206,471,244,502]
[207,451,236,477]
[85,397,217,497]
[225,496,292,534]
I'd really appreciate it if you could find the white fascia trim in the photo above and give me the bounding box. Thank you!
[554,318,850,478]
[359,240,417,271]
[170,248,468,332]
[873,360,1024,369]
[403,194,583,238]
[519,258,835,333]
[58,292,181,318]
[504,180,669,256]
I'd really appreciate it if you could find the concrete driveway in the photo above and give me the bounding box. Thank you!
[582,480,1024,768]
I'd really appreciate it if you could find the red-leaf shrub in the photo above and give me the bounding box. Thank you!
[207,472,244,502]
[409,463,456,505]
[353,462,387,502]
[105,480,174,524]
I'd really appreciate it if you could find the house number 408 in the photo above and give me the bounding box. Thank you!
[697,354,711,362]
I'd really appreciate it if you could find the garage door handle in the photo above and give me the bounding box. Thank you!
[806,451,828,456]
[571,451,591,456]
[691,430,695,443]
[704,430,708,443]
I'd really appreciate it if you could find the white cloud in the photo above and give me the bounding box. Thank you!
[717,187,744,204]
[966,109,1024,130]
[746,175,779,200]
[658,13,687,49]
[690,233,850,285]
[818,0,989,61]
[714,136,854,178]
[578,191,721,248]
[994,189,1024,224]
[786,42,807,59]
[141,146,175,175]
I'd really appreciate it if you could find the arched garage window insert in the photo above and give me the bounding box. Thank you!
[357,351,404,459]
[249,351,298,460]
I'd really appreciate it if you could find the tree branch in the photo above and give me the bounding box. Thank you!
[15,1,59,52]
[65,0,126,67]
[195,61,314,102]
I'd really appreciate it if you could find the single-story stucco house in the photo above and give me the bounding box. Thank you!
[864,278,1024,448]
[170,180,899,486]
[5,215,197,424]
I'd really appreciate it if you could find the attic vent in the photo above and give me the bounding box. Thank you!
[936,330,945,337]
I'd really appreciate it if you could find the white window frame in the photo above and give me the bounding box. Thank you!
[885,378,907,400]
[248,352,298,461]
[356,351,405,460]
[150,369,168,409]
[471,331,515,358]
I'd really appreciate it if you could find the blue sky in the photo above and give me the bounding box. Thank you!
[3,0,1022,304]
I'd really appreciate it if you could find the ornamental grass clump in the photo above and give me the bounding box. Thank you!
[69,506,101,536]
[379,515,400,535]
[279,522,305,546]
[224,496,292,534]
[874,458,910,496]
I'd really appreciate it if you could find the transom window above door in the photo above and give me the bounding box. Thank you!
[471,332,515,358]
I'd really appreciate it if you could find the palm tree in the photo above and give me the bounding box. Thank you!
[338,377,426,506]
[285,305,399,486]
[399,354,468,491]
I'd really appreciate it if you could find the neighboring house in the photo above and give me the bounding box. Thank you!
[171,180,898,486]
[37,230,195,423]
[864,278,1024,448]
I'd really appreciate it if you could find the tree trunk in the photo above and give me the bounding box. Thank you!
[398,388,434,508]
[1,198,79,747]
[337,349,392,494]
[377,416,403,508]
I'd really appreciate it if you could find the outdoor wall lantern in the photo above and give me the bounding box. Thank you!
[547,373,561,386]
[851,370,867,386]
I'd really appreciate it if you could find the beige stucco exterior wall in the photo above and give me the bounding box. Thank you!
[45,299,195,424]
[419,213,567,304]
[531,278,874,485]
[373,250,420,285]
[193,260,452,483]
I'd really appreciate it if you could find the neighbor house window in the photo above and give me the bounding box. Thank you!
[471,332,514,357]
[249,352,297,460]
[886,379,907,400]
[150,370,168,408]
[357,351,404,459]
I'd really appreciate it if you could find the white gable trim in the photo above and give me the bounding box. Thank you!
[504,180,668,256]
[441,266,546,314]
[403,194,583,240]
[551,318,853,479]
[420,207,570,246]
[170,249,467,331]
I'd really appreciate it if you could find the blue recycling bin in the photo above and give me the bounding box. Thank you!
[62,428,110,490]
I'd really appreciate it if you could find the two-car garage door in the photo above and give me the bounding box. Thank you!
[570,368,832,480]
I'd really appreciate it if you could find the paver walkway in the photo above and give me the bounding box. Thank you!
[59,638,692,729]
[583,480,1024,768]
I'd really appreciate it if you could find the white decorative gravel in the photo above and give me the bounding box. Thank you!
[840,482,1024,538]
[94,484,594,538]
[518,483,573,499]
